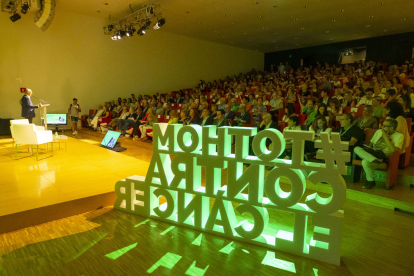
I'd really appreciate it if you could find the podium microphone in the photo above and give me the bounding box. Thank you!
[33,95,48,104]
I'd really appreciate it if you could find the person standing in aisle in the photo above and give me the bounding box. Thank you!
[68,98,81,135]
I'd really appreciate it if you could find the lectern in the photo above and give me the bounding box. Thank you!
[40,104,51,130]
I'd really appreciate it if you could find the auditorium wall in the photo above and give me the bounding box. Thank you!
[0,9,263,125]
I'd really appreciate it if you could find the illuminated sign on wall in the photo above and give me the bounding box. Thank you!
[114,124,349,265]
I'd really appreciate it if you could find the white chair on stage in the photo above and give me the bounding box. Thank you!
[12,123,53,160]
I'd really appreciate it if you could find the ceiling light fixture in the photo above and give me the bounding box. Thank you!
[366,25,370,27]
[153,18,166,29]
[21,2,30,14]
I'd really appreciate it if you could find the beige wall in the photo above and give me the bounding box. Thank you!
[0,8,263,125]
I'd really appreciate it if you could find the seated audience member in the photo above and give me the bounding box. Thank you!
[304,115,332,160]
[141,102,149,114]
[332,88,343,102]
[384,101,410,153]
[138,114,158,142]
[181,104,190,116]
[327,98,343,115]
[200,109,214,126]
[374,86,385,99]
[286,88,296,115]
[269,92,283,116]
[353,105,379,131]
[213,109,230,127]
[130,108,152,139]
[372,96,384,118]
[176,94,184,103]
[230,98,239,111]
[352,87,364,103]
[335,113,364,154]
[282,107,297,123]
[248,94,257,105]
[279,115,301,159]
[154,102,165,115]
[262,94,270,105]
[90,105,110,131]
[120,107,139,136]
[302,100,315,115]
[234,106,251,126]
[224,104,235,120]
[239,97,249,110]
[252,98,267,127]
[258,113,278,147]
[318,90,330,106]
[167,110,179,125]
[163,103,172,115]
[356,88,374,107]
[305,103,330,126]
[341,91,355,108]
[384,89,397,106]
[218,97,227,110]
[398,94,413,119]
[108,106,129,130]
[88,105,103,126]
[210,105,218,119]
[178,110,189,124]
[185,108,202,125]
[353,118,404,189]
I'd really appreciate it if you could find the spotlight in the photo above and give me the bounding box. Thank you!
[21,2,30,14]
[10,12,21,22]
[153,18,166,30]
[111,35,118,40]
[126,27,136,37]
[108,24,114,31]
[137,22,150,36]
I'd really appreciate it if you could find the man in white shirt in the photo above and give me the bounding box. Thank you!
[356,89,374,107]
[353,118,404,189]
[68,98,81,135]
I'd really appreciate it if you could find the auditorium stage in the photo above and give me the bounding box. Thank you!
[0,134,150,234]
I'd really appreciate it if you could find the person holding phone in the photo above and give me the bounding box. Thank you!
[68,98,81,135]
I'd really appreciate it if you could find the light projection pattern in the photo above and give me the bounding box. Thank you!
[114,124,349,265]
[105,242,138,260]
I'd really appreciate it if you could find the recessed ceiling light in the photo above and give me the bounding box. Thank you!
[384,30,388,32]
[369,15,374,18]
[255,1,259,4]
[300,27,305,30]
[199,22,201,24]
[366,25,370,27]
[224,15,227,17]
[340,9,344,12]
[401,18,406,21]
[186,33,189,35]
[96,11,100,13]
[332,19,336,22]
[244,32,248,35]
[293,18,297,21]
[353,33,357,36]
[103,3,108,5]
[325,31,330,33]
[380,2,384,4]
[260,15,263,17]
[263,27,266,29]
[304,5,307,8]
[295,38,299,40]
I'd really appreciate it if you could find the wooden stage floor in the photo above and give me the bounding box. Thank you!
[1,129,414,275]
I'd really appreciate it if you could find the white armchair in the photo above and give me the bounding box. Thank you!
[10,119,45,139]
[12,124,53,160]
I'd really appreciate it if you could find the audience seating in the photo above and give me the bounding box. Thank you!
[350,128,400,189]
[399,118,413,169]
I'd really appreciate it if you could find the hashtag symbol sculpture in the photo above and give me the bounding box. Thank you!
[314,133,350,175]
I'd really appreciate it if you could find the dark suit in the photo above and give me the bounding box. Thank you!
[259,121,279,147]
[187,117,201,125]
[176,98,184,103]
[234,112,251,125]
[213,118,230,127]
[21,95,38,122]
[132,112,148,136]
[224,111,235,120]
[200,116,214,126]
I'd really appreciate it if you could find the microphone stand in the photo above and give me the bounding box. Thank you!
[33,96,48,104]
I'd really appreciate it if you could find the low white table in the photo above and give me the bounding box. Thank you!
[52,135,68,152]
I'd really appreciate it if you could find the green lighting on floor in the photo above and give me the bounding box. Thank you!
[242,249,249,254]
[150,225,157,228]
[105,242,138,260]
[147,252,182,274]
[191,234,203,246]
[160,226,175,235]
[261,251,296,273]
[313,268,319,275]
[134,219,149,227]
[219,242,234,254]
[185,261,209,276]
